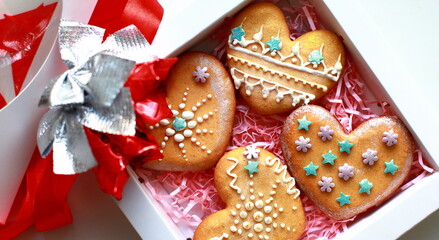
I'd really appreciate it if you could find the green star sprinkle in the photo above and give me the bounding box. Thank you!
[297,116,312,131]
[309,50,324,65]
[322,150,337,165]
[244,161,259,175]
[384,159,399,175]
[265,37,282,51]
[338,139,354,154]
[231,26,245,41]
[336,192,351,206]
[172,117,186,131]
[303,162,319,176]
[358,179,373,194]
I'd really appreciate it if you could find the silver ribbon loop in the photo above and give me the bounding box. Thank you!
[37,20,153,174]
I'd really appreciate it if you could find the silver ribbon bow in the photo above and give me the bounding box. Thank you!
[37,20,154,174]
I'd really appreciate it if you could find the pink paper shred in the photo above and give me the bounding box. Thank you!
[135,1,435,239]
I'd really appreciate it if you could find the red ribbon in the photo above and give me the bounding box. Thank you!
[0,3,57,106]
[0,0,175,238]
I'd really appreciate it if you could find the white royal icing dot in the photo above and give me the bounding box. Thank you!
[264,206,272,214]
[230,226,237,232]
[243,221,251,230]
[254,223,263,233]
[160,142,166,148]
[197,117,203,123]
[188,121,197,129]
[196,129,202,134]
[255,200,263,209]
[245,202,254,210]
[196,102,201,107]
[174,134,184,142]
[183,130,193,137]
[207,94,212,99]
[178,143,184,149]
[253,211,264,222]
[236,204,242,209]
[159,119,170,125]
[240,211,247,219]
[264,217,273,224]
[182,111,194,120]
[192,106,197,111]
[178,103,185,109]
[165,128,175,136]
[265,228,271,233]
[191,137,197,142]
[234,219,239,225]
[250,195,256,200]
[172,110,179,117]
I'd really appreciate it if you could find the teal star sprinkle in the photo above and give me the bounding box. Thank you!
[309,50,324,64]
[338,139,354,154]
[322,150,337,165]
[336,192,351,206]
[231,26,245,41]
[265,37,282,51]
[297,116,312,131]
[303,162,319,176]
[384,159,399,175]
[358,179,373,194]
[172,117,186,131]
[244,161,259,175]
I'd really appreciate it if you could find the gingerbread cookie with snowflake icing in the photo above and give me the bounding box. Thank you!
[281,105,414,220]
[194,147,306,240]
[226,2,345,115]
[144,52,236,171]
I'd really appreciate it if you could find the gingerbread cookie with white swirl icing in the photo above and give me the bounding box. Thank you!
[194,147,306,240]
[226,2,345,115]
[144,52,236,171]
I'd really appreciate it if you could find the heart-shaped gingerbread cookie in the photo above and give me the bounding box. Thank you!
[144,52,236,171]
[226,2,345,115]
[281,105,413,220]
[194,147,306,240]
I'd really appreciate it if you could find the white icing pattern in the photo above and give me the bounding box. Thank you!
[295,136,311,152]
[230,67,315,106]
[228,26,343,82]
[362,149,378,166]
[318,176,335,192]
[227,157,242,194]
[149,88,215,161]
[265,157,300,199]
[244,145,261,160]
[382,129,398,147]
[193,66,210,83]
[210,233,229,240]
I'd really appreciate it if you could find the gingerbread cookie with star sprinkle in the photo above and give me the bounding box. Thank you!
[194,147,306,240]
[144,52,236,171]
[280,105,414,220]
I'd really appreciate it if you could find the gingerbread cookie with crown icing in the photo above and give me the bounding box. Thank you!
[226,2,345,115]
[281,105,414,220]
[144,52,236,171]
[194,147,306,240]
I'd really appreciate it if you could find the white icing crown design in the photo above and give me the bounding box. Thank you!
[228,25,343,107]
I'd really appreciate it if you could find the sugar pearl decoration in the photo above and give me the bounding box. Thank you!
[253,211,264,222]
[254,223,263,233]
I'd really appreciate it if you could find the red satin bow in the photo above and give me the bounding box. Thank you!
[0,0,176,238]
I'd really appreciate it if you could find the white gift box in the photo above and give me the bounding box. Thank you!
[115,0,439,239]
[0,0,63,224]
